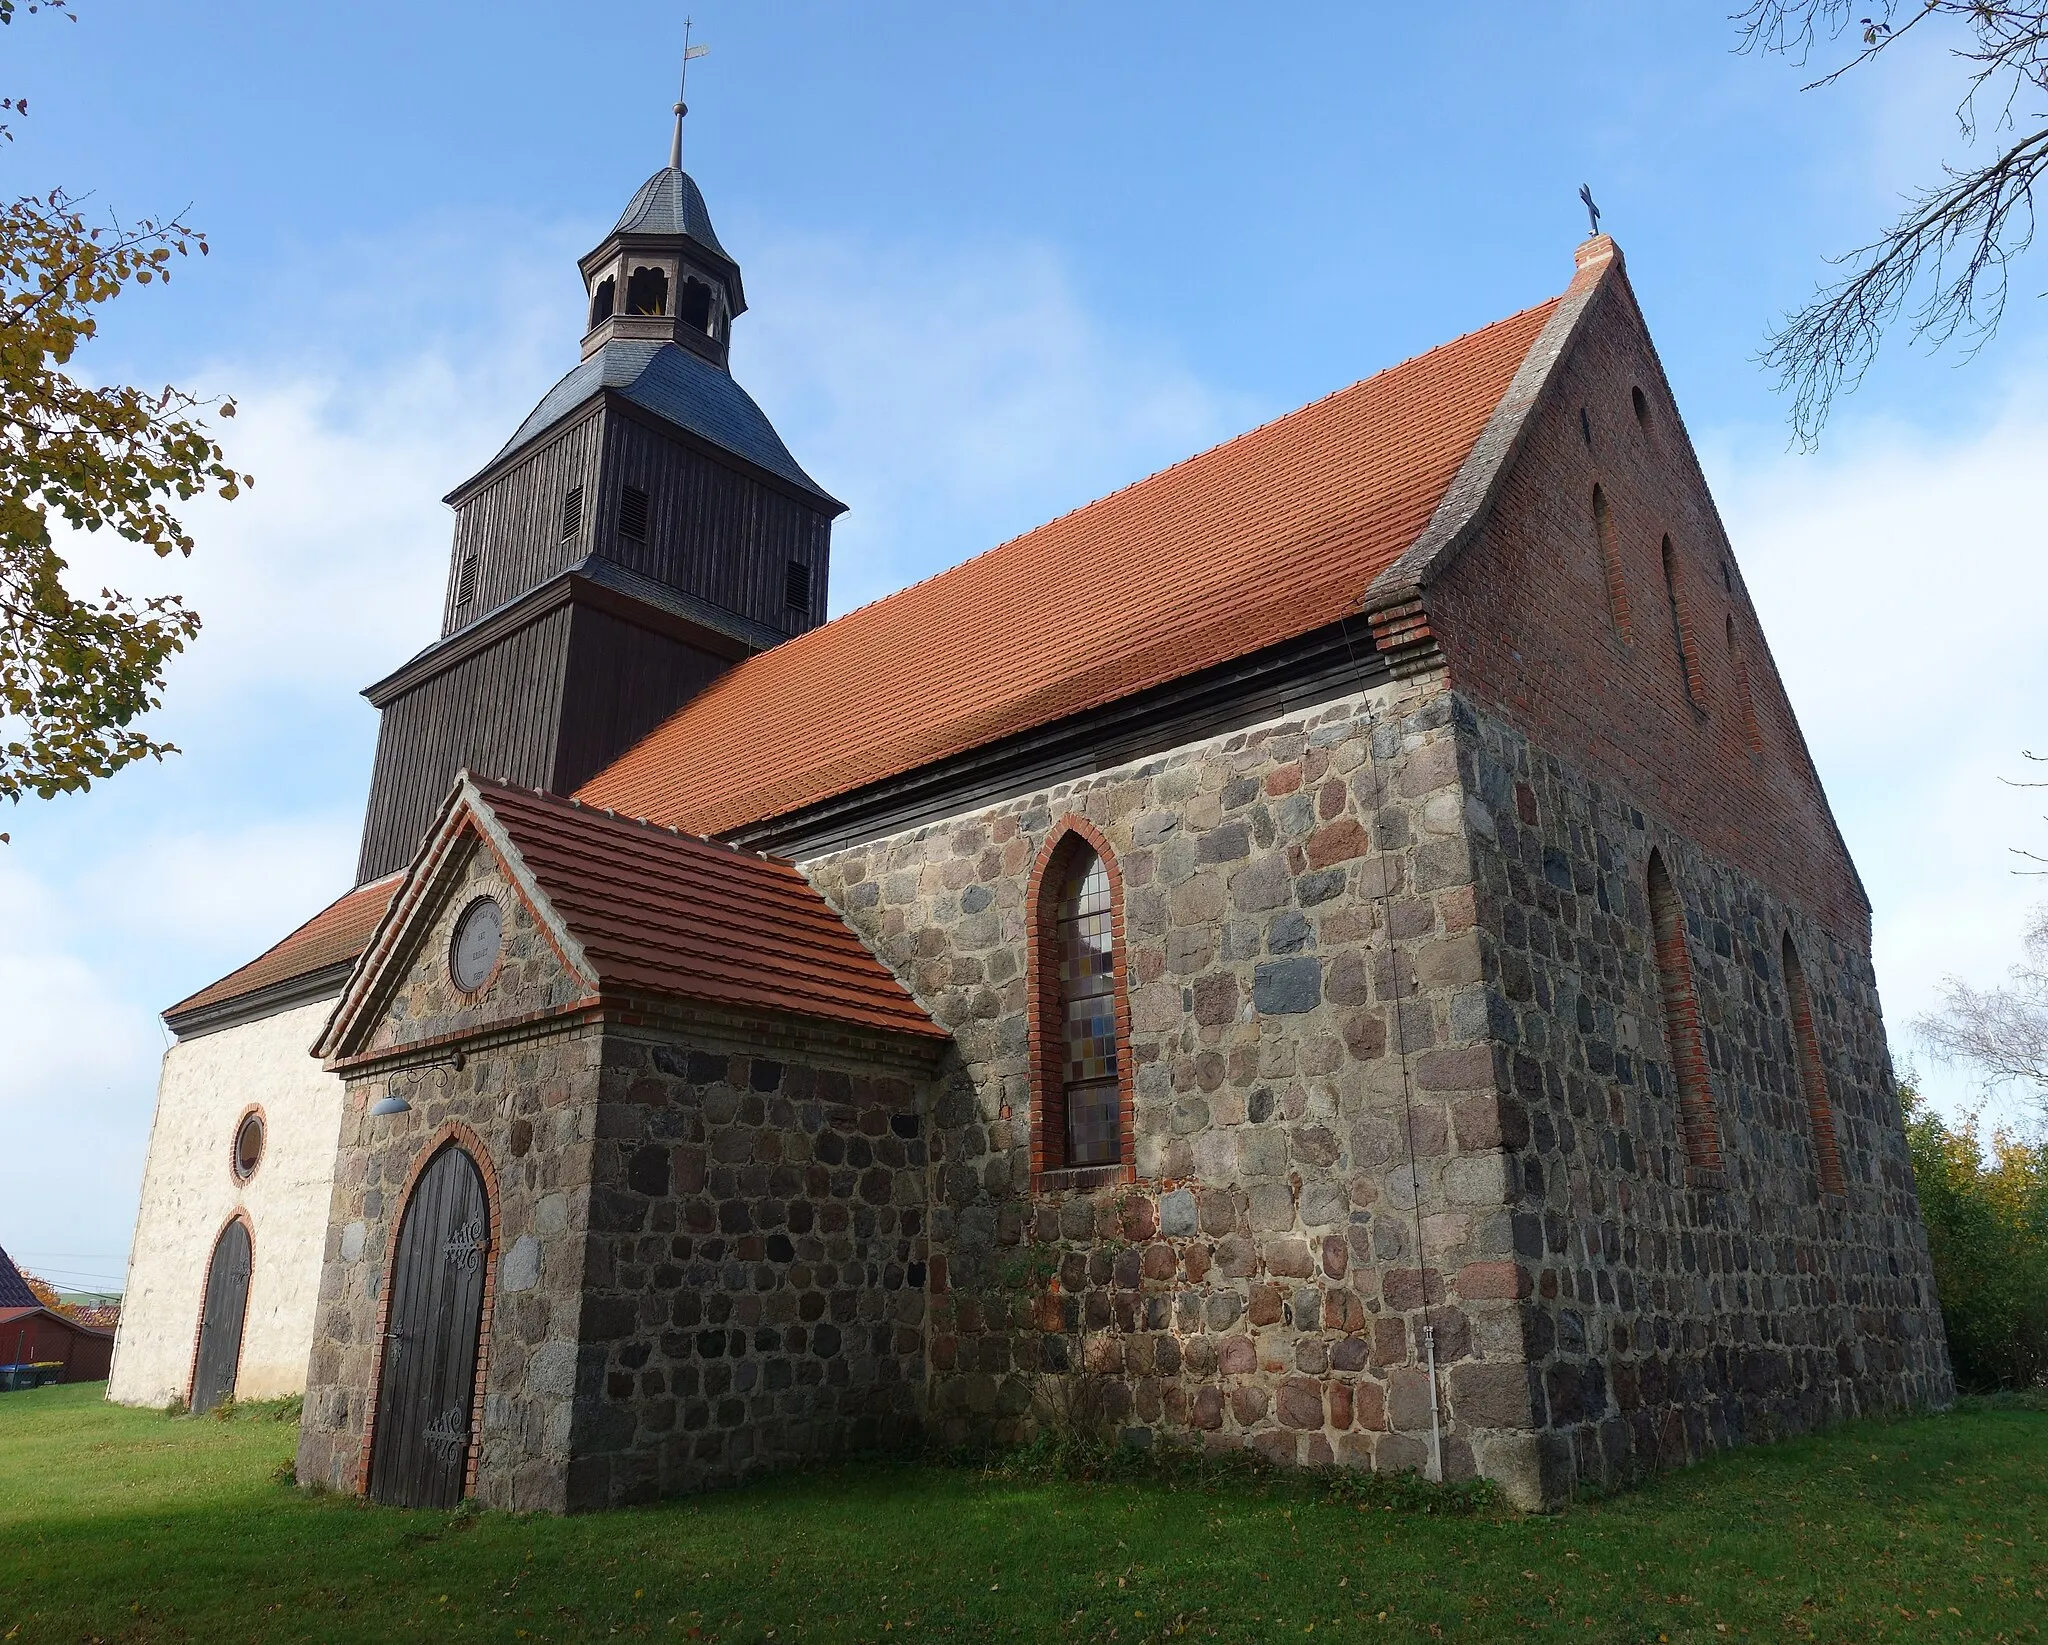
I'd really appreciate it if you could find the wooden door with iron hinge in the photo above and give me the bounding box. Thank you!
[368,1145,490,1508]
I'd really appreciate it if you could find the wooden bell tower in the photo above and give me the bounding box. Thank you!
[354,118,843,882]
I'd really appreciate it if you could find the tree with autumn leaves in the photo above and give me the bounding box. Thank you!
[1902,1077,2048,1390]
[0,0,248,837]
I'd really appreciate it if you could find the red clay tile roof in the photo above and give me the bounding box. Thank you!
[166,874,404,1021]
[472,777,943,1039]
[578,298,1560,838]
[64,1303,121,1332]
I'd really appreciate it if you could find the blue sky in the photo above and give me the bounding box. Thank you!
[3,2,2044,1290]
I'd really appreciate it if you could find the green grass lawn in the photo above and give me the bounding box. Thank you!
[1,1384,2043,1644]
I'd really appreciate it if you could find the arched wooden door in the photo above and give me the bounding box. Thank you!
[368,1145,490,1508]
[191,1219,252,1413]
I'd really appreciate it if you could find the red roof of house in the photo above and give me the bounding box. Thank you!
[470,777,943,1039]
[166,874,404,1021]
[65,1303,121,1332]
[0,1304,115,1340]
[577,297,1559,837]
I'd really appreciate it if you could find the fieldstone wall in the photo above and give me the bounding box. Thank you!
[801,675,1554,1502]
[1461,698,1952,1491]
[298,836,942,1511]
[297,845,601,1510]
[566,1024,933,1508]
[296,684,1949,1515]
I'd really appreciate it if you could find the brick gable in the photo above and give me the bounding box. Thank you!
[1410,241,1871,943]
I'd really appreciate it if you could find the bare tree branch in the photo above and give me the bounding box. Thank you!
[1734,2,2048,443]
[1916,905,2048,1113]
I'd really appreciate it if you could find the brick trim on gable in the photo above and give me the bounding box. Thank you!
[355,1119,502,1502]
[1025,816,1137,1192]
[1658,535,1709,714]
[1591,483,1633,646]
[1363,237,1620,638]
[319,787,598,1066]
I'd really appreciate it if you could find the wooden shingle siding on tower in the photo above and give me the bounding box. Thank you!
[441,400,834,643]
[594,407,832,636]
[358,612,575,882]
[356,384,840,879]
[440,417,604,634]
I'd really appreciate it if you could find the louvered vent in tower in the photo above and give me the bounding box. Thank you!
[561,485,584,543]
[619,485,649,541]
[455,554,479,607]
[784,560,812,618]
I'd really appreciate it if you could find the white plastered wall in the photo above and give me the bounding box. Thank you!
[107,998,346,1406]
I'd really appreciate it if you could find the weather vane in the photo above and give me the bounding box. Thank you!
[1578,184,1601,239]
[670,16,711,170]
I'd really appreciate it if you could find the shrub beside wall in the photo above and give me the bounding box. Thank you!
[1903,1079,2048,1391]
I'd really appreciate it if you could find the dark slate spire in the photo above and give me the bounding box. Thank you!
[575,153,747,366]
[474,135,826,495]
[611,165,730,259]
[486,338,835,507]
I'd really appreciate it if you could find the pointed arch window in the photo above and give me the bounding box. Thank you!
[1646,851,1722,1174]
[1030,826,1131,1180]
[1661,535,1705,708]
[1781,933,1847,1196]
[1591,484,1632,643]
[1727,614,1764,753]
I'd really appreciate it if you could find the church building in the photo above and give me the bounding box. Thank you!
[108,104,1952,1510]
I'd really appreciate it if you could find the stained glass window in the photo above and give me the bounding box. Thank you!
[1057,847,1120,1166]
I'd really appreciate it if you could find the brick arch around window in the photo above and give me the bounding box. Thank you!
[1026,816,1137,1190]
[1780,932,1848,1197]
[1645,849,1724,1176]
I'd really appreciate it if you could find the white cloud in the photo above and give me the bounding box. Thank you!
[734,231,1256,610]
[0,245,575,1269]
[1706,376,2048,1129]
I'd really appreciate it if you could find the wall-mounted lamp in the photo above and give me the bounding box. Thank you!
[368,1050,466,1118]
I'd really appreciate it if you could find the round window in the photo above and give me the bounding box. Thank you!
[232,1111,265,1181]
[450,897,503,993]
